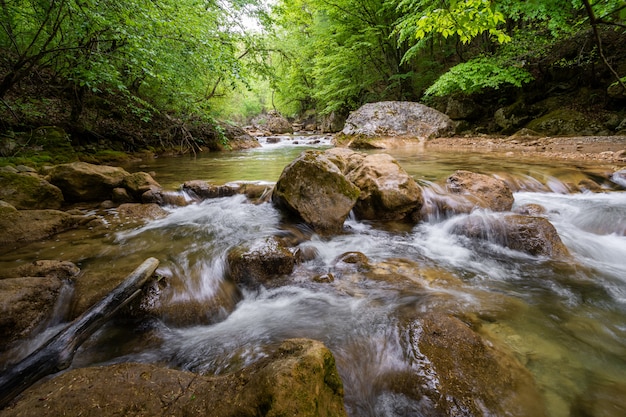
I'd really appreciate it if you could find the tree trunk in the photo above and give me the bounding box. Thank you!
[0,257,160,409]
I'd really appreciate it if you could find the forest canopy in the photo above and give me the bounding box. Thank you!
[1,0,624,134]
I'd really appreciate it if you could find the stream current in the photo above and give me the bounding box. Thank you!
[1,135,625,416]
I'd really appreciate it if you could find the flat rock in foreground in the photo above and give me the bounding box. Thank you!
[0,339,346,417]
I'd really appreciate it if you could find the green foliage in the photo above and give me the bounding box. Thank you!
[425,56,534,96]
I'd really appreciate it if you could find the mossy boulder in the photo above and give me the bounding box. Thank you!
[272,150,360,235]
[0,339,347,417]
[0,171,64,209]
[526,109,610,136]
[47,161,130,202]
[0,203,83,247]
[121,172,161,201]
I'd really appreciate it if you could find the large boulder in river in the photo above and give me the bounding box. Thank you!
[273,150,360,235]
[393,313,548,417]
[0,171,64,209]
[0,276,66,351]
[340,101,454,140]
[47,161,130,202]
[0,339,347,417]
[446,170,514,212]
[451,213,570,258]
[344,153,423,222]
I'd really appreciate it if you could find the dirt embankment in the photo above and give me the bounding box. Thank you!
[427,135,626,163]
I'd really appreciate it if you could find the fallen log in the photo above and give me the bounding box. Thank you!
[0,257,160,409]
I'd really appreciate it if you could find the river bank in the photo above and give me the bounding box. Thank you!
[427,135,626,163]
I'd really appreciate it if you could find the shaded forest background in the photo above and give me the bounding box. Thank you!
[1,0,625,163]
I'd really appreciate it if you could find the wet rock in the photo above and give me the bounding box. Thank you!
[0,276,65,351]
[122,172,161,201]
[0,204,82,247]
[182,180,239,200]
[514,203,547,216]
[141,189,188,206]
[346,153,423,222]
[446,170,514,212]
[0,339,347,417]
[265,110,294,134]
[0,260,80,280]
[128,274,241,327]
[452,213,570,258]
[0,171,64,209]
[312,273,335,283]
[116,203,169,221]
[227,236,296,287]
[272,150,360,235]
[47,162,130,202]
[578,178,603,193]
[341,101,454,139]
[393,313,548,417]
[610,169,626,189]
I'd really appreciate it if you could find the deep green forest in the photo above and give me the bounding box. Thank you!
[1,0,625,161]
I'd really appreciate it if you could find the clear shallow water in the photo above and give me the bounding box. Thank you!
[2,138,625,417]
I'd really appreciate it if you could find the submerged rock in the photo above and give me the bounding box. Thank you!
[0,339,347,417]
[0,260,80,280]
[272,150,360,235]
[47,161,130,202]
[341,101,454,140]
[393,313,548,417]
[446,170,514,212]
[0,171,64,210]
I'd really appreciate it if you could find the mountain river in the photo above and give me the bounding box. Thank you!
[1,135,625,416]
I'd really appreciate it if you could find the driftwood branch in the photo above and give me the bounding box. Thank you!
[0,257,160,409]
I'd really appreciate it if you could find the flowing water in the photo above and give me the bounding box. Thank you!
[1,135,625,416]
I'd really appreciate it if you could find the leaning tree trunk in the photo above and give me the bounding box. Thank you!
[0,257,160,409]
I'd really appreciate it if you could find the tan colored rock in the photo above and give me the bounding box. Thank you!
[116,203,169,221]
[346,153,423,221]
[0,339,346,417]
[447,170,514,212]
[272,150,360,235]
[266,110,293,134]
[0,205,81,246]
[0,277,64,351]
[47,162,130,202]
